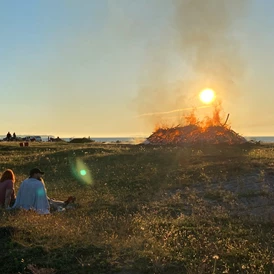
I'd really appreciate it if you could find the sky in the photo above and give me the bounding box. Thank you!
[1,0,274,138]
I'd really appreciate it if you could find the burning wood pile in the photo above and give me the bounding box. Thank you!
[146,107,247,145]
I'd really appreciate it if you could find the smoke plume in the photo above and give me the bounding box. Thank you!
[135,0,248,129]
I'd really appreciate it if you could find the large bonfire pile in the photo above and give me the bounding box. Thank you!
[146,106,247,145]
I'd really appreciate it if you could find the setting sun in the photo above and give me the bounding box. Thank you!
[199,89,215,104]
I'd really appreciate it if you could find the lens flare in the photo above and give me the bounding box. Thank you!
[37,187,46,197]
[80,169,87,176]
[71,158,93,185]
[199,89,215,104]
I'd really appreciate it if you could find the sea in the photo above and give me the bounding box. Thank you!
[245,136,274,143]
[1,135,274,144]
[0,135,147,144]
[50,136,274,144]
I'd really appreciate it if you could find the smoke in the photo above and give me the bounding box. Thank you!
[135,0,248,129]
[174,0,247,89]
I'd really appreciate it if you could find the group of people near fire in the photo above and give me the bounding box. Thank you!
[0,168,76,214]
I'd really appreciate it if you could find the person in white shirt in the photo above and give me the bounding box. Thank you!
[12,168,76,214]
[12,168,50,214]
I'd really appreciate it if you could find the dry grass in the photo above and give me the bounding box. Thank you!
[0,141,274,273]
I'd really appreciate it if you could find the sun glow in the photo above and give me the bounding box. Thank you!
[199,89,216,104]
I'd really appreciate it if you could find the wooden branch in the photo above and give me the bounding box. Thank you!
[222,113,230,126]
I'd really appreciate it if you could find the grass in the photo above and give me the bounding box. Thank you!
[0,141,274,273]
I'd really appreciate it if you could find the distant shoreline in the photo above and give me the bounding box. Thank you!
[0,135,147,143]
[1,135,274,143]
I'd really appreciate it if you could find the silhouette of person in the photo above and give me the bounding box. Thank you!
[6,132,11,141]
[13,132,16,140]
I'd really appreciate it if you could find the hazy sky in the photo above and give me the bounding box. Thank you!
[1,0,274,137]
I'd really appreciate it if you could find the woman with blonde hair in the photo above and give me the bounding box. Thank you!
[0,169,16,208]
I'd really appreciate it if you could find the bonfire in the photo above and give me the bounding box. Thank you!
[146,105,247,145]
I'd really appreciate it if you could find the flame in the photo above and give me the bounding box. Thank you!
[147,101,246,145]
[184,101,224,129]
[184,110,198,125]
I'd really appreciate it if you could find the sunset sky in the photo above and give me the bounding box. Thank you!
[1,0,274,138]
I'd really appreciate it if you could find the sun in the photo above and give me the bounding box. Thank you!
[199,88,215,104]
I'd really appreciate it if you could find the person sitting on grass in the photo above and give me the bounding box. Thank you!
[0,169,16,208]
[12,168,76,214]
[12,168,50,214]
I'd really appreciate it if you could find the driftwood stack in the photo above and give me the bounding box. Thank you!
[147,124,246,145]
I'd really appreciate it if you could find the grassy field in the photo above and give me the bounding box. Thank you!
[0,141,274,274]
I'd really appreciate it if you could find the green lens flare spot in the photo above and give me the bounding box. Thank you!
[80,169,87,176]
[71,158,93,185]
